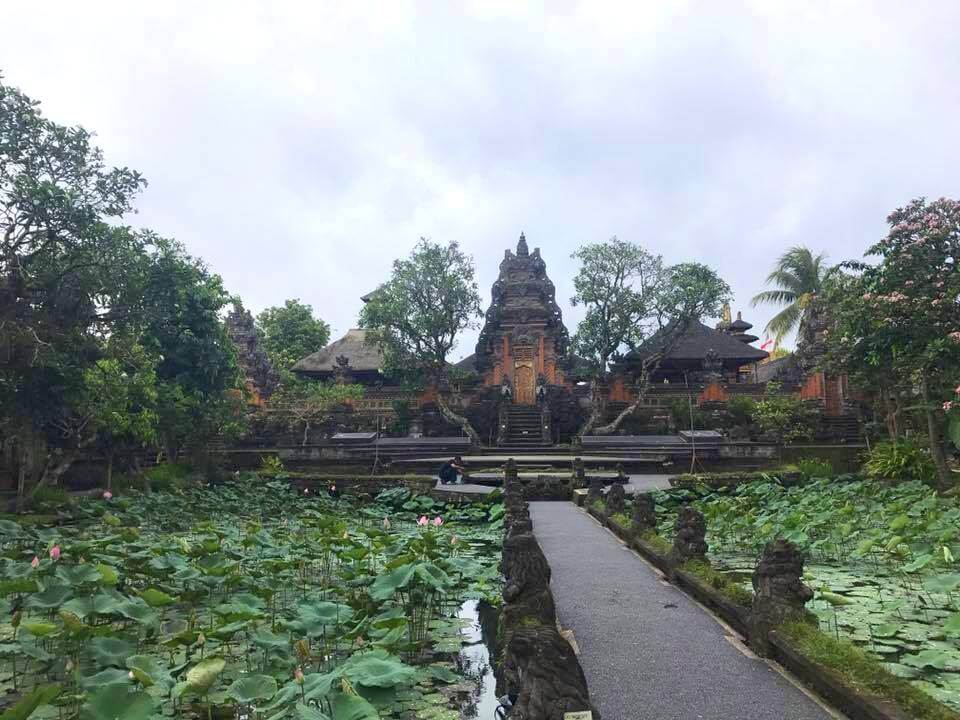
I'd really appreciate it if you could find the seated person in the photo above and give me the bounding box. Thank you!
[438,456,466,485]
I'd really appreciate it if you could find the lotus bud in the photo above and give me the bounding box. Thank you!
[417,516,428,526]
[382,516,391,530]
[433,517,443,527]
[451,534,458,546]
[128,670,135,679]
[31,556,39,569]
[295,638,310,661]
[294,667,305,684]
[196,632,206,646]
[102,491,113,500]
[49,545,61,561]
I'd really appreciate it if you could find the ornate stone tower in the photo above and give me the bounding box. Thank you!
[474,234,570,404]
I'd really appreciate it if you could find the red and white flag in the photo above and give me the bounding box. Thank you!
[760,338,774,351]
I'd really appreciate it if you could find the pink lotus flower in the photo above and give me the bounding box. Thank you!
[417,516,428,526]
[945,401,955,412]
[955,386,960,395]
[31,556,39,568]
[49,546,61,561]
[432,517,443,527]
[102,491,113,500]
[382,517,391,530]
[950,332,960,342]
[294,667,305,684]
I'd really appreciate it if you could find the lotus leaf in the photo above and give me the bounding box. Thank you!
[944,612,960,636]
[62,594,123,618]
[80,668,132,689]
[249,628,289,650]
[184,656,226,694]
[96,564,119,585]
[1,683,60,720]
[226,674,278,704]
[139,588,176,607]
[0,520,23,537]
[22,622,58,637]
[340,650,417,688]
[902,649,951,669]
[329,691,379,720]
[126,655,173,690]
[293,705,331,720]
[80,685,155,720]
[923,573,960,595]
[214,592,265,619]
[25,584,72,610]
[89,637,136,668]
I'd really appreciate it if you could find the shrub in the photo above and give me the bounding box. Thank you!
[144,463,191,491]
[753,383,817,443]
[670,398,709,431]
[727,395,755,425]
[31,486,71,511]
[259,455,285,477]
[796,457,834,481]
[863,440,936,485]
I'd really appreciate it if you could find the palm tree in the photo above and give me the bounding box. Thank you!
[751,247,830,345]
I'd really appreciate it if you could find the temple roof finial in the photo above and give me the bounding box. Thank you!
[517,232,529,257]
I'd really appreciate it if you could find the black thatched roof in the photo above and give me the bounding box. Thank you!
[625,320,769,365]
[291,329,385,377]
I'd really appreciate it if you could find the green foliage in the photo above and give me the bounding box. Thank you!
[750,246,831,344]
[781,622,960,720]
[270,381,364,445]
[670,398,709,431]
[143,463,191,491]
[681,560,753,607]
[0,476,503,716]
[796,457,835,481]
[569,239,731,373]
[259,455,286,476]
[255,299,331,373]
[864,440,937,485]
[359,238,481,376]
[752,383,816,443]
[727,395,755,425]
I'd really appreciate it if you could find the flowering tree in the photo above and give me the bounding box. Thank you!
[825,197,960,488]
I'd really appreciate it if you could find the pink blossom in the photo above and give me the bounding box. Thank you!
[945,401,955,412]
[956,385,960,395]
[102,491,112,500]
[294,667,305,684]
[417,516,428,526]
[950,332,960,342]
[31,556,39,568]
[49,546,61,561]
[433,517,443,527]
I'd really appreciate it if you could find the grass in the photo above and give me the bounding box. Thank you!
[781,621,960,720]
[610,512,631,528]
[681,560,754,607]
[637,531,672,556]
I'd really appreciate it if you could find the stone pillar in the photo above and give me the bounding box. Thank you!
[605,482,625,518]
[572,457,586,489]
[587,476,604,505]
[631,492,657,536]
[616,462,627,483]
[749,538,814,657]
[668,505,708,569]
[540,405,552,444]
[497,402,509,446]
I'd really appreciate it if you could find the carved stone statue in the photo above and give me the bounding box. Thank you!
[503,625,601,720]
[605,482,626,517]
[332,354,353,385]
[750,538,815,656]
[587,476,604,505]
[669,505,708,568]
[631,493,657,535]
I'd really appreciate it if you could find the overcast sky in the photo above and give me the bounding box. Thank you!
[3,1,958,359]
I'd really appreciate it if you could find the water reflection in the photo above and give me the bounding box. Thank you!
[457,599,500,719]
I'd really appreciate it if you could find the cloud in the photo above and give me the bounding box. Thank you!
[2,1,958,359]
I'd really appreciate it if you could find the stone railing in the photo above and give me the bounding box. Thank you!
[499,459,600,719]
[581,493,954,720]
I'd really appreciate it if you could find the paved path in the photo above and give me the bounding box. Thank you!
[530,502,836,720]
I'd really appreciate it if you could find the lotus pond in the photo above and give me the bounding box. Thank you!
[651,476,960,710]
[0,476,505,720]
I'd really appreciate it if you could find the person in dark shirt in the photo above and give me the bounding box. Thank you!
[438,456,466,485]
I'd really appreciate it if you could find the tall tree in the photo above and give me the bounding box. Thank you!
[137,237,243,462]
[570,237,731,436]
[256,299,330,374]
[359,239,482,443]
[0,76,148,504]
[751,246,830,345]
[824,197,960,489]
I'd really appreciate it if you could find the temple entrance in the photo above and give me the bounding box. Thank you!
[513,361,536,405]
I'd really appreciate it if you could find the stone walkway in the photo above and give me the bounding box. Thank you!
[530,502,837,720]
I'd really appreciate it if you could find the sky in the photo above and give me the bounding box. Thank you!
[3,1,959,360]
